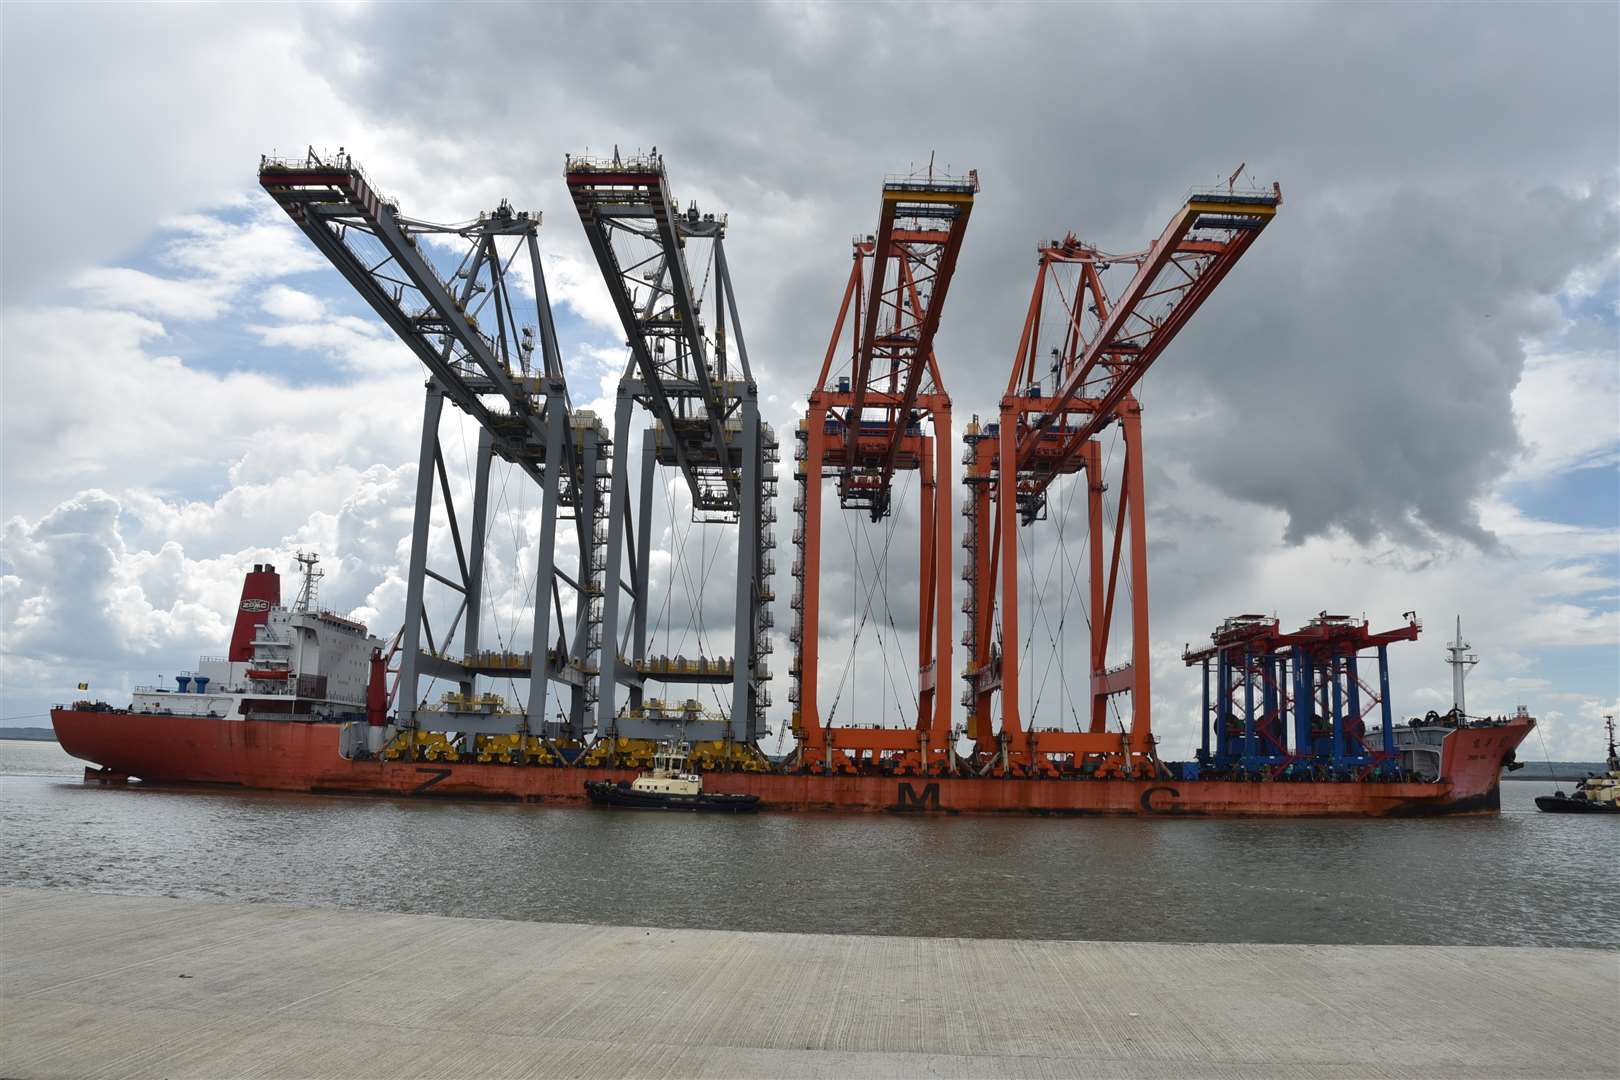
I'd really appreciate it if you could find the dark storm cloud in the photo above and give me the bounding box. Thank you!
[1168,179,1617,545]
[295,1,1617,548]
[6,1,1612,546]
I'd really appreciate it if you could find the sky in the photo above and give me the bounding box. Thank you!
[1,1,1616,760]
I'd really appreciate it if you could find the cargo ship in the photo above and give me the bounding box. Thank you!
[51,562,1532,817]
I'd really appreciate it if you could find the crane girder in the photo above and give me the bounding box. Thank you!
[258,151,580,498]
[1011,189,1280,490]
[830,173,977,519]
[565,153,748,516]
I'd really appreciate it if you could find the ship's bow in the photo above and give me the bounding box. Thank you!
[1438,715,1535,812]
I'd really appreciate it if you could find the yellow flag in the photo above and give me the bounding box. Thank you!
[77,682,88,691]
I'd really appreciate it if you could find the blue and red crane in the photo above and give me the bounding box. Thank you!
[1183,612,1420,775]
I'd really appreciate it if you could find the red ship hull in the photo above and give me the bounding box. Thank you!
[50,709,1531,817]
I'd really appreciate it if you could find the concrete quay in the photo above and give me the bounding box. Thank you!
[1,888,1615,1079]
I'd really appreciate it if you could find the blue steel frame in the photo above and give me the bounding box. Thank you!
[1194,619,1411,774]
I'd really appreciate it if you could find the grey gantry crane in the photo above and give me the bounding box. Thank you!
[260,149,614,756]
[566,150,777,764]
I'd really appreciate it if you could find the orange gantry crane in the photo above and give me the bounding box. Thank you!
[962,184,1281,776]
[789,171,977,773]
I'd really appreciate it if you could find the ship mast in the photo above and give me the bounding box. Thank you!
[293,552,323,613]
[1445,615,1477,718]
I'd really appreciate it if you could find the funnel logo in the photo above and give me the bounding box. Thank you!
[240,599,271,612]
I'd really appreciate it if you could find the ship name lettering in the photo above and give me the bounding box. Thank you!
[895,781,940,811]
[1140,785,1181,814]
[412,768,452,794]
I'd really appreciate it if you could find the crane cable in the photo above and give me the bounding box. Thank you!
[849,495,920,715]
[650,469,731,717]
[1026,459,1090,726]
[1008,416,1121,733]
[489,449,536,709]
[1097,424,1130,733]
[1016,468,1081,724]
[652,472,702,654]
[823,469,917,726]
[453,409,530,713]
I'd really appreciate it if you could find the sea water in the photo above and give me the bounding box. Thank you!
[3,739,1615,947]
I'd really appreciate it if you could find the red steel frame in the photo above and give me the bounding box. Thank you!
[790,175,976,774]
[964,187,1281,776]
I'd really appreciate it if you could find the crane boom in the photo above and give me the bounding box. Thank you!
[836,175,975,518]
[259,151,576,492]
[566,152,747,515]
[1014,188,1280,492]
[790,170,975,773]
[260,148,606,740]
[571,150,779,751]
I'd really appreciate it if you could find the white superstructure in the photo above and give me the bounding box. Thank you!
[131,554,382,721]
[629,742,704,795]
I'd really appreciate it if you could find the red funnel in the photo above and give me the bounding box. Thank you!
[229,564,280,662]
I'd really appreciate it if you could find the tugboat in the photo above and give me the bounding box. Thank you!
[1536,716,1620,814]
[585,742,761,812]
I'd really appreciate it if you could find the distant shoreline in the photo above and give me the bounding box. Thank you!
[1503,769,1606,782]
[0,728,58,742]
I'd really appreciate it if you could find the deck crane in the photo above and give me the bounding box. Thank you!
[790,171,977,774]
[260,150,612,754]
[567,152,777,763]
[961,184,1281,776]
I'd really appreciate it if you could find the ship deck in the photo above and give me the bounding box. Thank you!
[3,888,1614,1079]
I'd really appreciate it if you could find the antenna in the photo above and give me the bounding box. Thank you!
[294,551,324,612]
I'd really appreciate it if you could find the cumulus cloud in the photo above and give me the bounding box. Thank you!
[247,314,410,376]
[1,3,1614,755]
[541,248,622,337]
[0,304,423,523]
[249,278,417,375]
[0,456,437,687]
[73,267,234,321]
[3,491,150,664]
[63,202,333,333]
[260,284,326,323]
[1511,345,1620,481]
